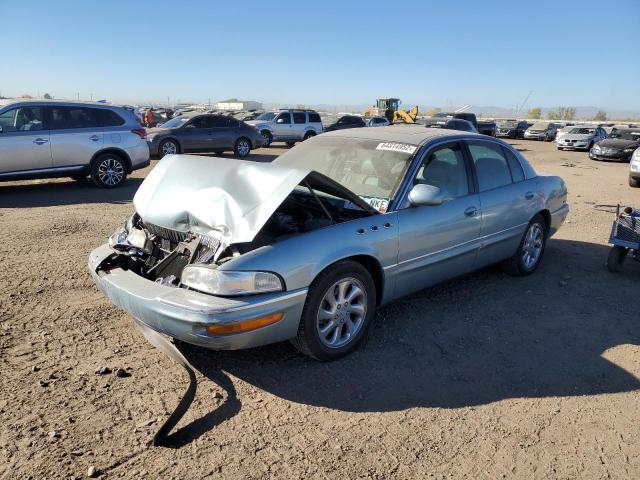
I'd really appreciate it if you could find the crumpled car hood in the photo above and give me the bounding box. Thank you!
[133,155,376,248]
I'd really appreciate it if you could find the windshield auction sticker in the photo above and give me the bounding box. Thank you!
[376,142,417,154]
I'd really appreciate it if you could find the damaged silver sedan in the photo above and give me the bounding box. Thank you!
[89,128,569,361]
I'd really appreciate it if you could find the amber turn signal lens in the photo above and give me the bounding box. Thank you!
[206,312,283,335]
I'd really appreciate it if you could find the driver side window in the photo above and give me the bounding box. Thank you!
[413,143,469,202]
[276,113,291,124]
[0,107,44,132]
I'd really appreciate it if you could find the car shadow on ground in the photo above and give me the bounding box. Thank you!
[195,151,279,163]
[166,238,640,446]
[0,177,144,208]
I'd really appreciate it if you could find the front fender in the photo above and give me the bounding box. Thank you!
[220,213,398,294]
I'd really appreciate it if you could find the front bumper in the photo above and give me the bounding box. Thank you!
[88,244,307,350]
[524,132,547,140]
[557,141,590,149]
[589,151,633,162]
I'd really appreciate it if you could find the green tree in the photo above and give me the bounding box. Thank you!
[557,106,576,120]
[526,107,542,119]
[593,110,607,121]
[43,93,52,99]
[547,110,560,120]
[20,94,33,98]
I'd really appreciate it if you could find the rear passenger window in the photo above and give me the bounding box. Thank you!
[467,141,513,192]
[308,112,321,123]
[502,147,525,182]
[293,112,306,124]
[94,109,125,127]
[48,107,99,129]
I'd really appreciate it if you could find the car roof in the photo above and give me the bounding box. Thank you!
[0,98,126,109]
[320,125,483,144]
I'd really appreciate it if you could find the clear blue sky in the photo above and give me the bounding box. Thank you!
[2,0,639,111]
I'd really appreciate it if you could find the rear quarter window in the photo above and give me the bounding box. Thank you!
[95,109,125,127]
[502,146,525,182]
[308,112,321,123]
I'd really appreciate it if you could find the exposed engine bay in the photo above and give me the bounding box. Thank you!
[105,186,371,288]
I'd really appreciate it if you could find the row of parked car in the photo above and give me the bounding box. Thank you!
[1,98,638,189]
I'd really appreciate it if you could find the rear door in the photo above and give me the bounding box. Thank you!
[0,105,51,174]
[209,115,240,149]
[292,111,307,139]
[464,139,537,267]
[48,106,104,168]
[395,141,482,296]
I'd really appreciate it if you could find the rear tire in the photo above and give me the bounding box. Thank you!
[290,260,376,361]
[502,214,548,276]
[607,246,627,272]
[159,139,179,158]
[91,153,127,188]
[233,137,251,158]
[286,142,295,148]
[629,176,640,188]
[303,131,316,141]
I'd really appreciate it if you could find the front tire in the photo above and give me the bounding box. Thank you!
[607,246,628,272]
[629,176,640,188]
[291,260,376,361]
[502,214,547,276]
[91,153,127,188]
[261,130,272,147]
[286,142,295,148]
[159,139,179,158]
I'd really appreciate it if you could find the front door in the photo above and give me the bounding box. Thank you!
[395,141,482,297]
[0,106,51,174]
[273,112,293,140]
[180,116,214,152]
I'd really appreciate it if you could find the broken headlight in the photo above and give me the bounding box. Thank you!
[181,267,283,296]
[109,213,150,253]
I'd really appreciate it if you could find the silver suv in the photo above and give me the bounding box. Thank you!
[0,100,150,188]
[246,109,323,147]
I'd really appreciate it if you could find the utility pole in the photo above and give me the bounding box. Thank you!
[77,92,80,101]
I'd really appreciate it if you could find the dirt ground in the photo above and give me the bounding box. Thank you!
[1,139,639,480]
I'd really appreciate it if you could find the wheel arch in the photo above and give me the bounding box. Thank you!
[90,148,132,173]
[315,254,385,307]
[536,209,551,234]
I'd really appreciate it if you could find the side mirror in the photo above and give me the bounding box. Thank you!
[276,118,284,124]
[408,184,443,206]
[0,125,3,133]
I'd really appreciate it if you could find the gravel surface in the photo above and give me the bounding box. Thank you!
[1,140,639,479]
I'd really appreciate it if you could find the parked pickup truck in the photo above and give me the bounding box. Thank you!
[423,112,496,136]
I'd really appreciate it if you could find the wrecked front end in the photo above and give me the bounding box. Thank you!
[89,155,376,349]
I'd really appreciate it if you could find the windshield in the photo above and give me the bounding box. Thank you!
[159,116,189,129]
[531,122,548,130]
[274,137,416,203]
[569,128,595,135]
[255,111,278,121]
[499,120,518,127]
[609,130,640,141]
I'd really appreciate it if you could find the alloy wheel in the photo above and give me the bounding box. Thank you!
[162,141,177,155]
[236,139,250,156]
[522,223,544,270]
[97,158,124,186]
[316,277,367,349]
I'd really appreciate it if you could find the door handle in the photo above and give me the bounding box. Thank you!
[33,138,49,145]
[89,135,100,142]
[525,191,534,200]
[464,206,478,217]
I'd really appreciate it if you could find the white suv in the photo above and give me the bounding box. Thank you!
[0,100,149,188]
[246,109,323,147]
